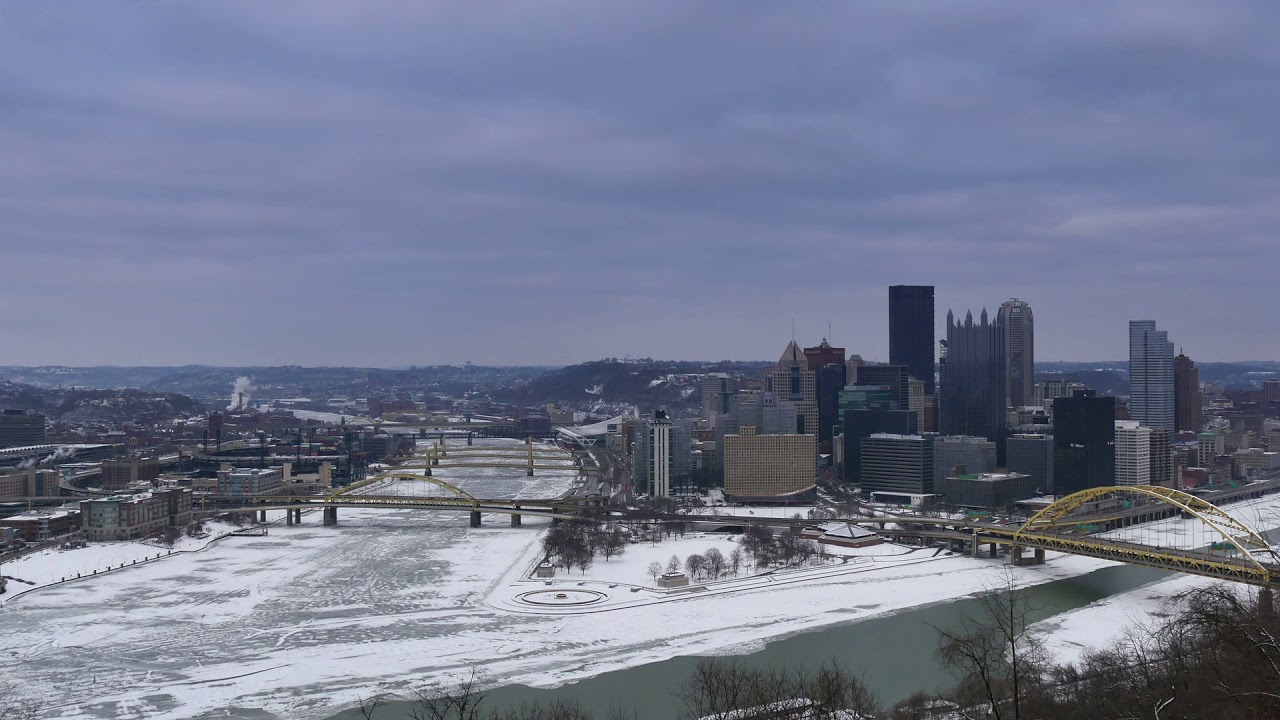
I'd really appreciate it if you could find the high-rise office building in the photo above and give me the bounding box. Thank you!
[840,408,917,484]
[723,427,817,502]
[1114,420,1152,487]
[932,435,997,486]
[1053,390,1116,495]
[1149,428,1174,488]
[805,338,846,448]
[701,374,736,425]
[816,363,847,448]
[803,338,845,372]
[997,299,1034,409]
[861,434,934,497]
[0,409,46,448]
[1129,321,1175,432]
[889,285,935,394]
[632,411,691,497]
[715,392,799,471]
[856,363,910,411]
[1007,433,1054,493]
[770,341,818,435]
[1265,379,1280,405]
[1173,354,1202,433]
[940,309,1007,461]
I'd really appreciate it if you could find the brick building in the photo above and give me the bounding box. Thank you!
[80,488,192,541]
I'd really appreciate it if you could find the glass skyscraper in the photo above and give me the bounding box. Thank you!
[889,285,935,394]
[1129,320,1175,432]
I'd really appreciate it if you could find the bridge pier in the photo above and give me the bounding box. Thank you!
[323,507,338,526]
[1011,546,1023,565]
[467,433,473,447]
[1260,587,1274,619]
[470,511,482,528]
[511,504,522,527]
[1034,548,1045,565]
[258,510,266,523]
[989,543,998,558]
[527,437,535,476]
[286,510,294,527]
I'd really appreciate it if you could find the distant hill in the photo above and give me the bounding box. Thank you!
[1036,361,1279,392]
[0,380,205,424]
[495,359,771,411]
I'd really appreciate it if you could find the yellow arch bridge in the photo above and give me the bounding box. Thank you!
[877,486,1280,588]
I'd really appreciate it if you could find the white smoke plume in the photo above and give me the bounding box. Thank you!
[41,446,76,464]
[227,376,255,411]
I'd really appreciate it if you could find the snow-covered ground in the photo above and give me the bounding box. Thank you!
[6,458,1280,720]
[0,517,247,598]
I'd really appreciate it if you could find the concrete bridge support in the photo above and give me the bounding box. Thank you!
[989,543,998,558]
[286,510,294,527]
[1034,548,1045,564]
[470,511,482,528]
[467,433,473,447]
[526,437,535,476]
[323,507,338,526]
[970,532,981,558]
[258,510,267,523]
[1260,587,1274,619]
[511,505,522,527]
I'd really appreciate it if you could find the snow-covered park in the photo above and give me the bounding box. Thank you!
[4,444,1280,720]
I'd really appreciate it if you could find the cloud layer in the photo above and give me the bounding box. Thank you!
[2,1,1277,365]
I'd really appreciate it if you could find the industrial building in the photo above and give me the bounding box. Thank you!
[940,472,1037,509]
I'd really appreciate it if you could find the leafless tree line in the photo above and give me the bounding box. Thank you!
[541,522,628,574]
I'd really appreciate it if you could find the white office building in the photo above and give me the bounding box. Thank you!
[1115,420,1152,486]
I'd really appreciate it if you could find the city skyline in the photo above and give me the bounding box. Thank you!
[3,3,1279,367]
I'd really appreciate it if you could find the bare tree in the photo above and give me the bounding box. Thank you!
[409,668,488,720]
[931,568,1047,720]
[0,682,37,720]
[647,562,663,582]
[354,694,385,720]
[703,547,726,580]
[666,555,680,574]
[729,547,744,577]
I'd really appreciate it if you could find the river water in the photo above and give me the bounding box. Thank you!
[335,563,1175,719]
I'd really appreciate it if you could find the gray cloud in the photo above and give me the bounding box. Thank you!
[1,1,1277,365]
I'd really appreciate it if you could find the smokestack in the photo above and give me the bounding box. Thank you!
[238,392,245,411]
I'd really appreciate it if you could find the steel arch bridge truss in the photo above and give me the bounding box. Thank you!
[328,471,478,508]
[1013,485,1280,586]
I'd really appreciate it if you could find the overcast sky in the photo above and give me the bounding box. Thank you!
[2,2,1277,367]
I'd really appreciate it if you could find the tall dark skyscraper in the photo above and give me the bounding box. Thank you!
[997,298,1034,408]
[940,308,1007,460]
[1173,353,1203,433]
[1053,390,1116,495]
[889,285,935,394]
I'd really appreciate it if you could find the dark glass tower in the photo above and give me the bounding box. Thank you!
[1052,390,1116,495]
[889,285,935,394]
[940,308,1007,460]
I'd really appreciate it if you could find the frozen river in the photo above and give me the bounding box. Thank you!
[0,440,582,719]
[7,451,1280,719]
